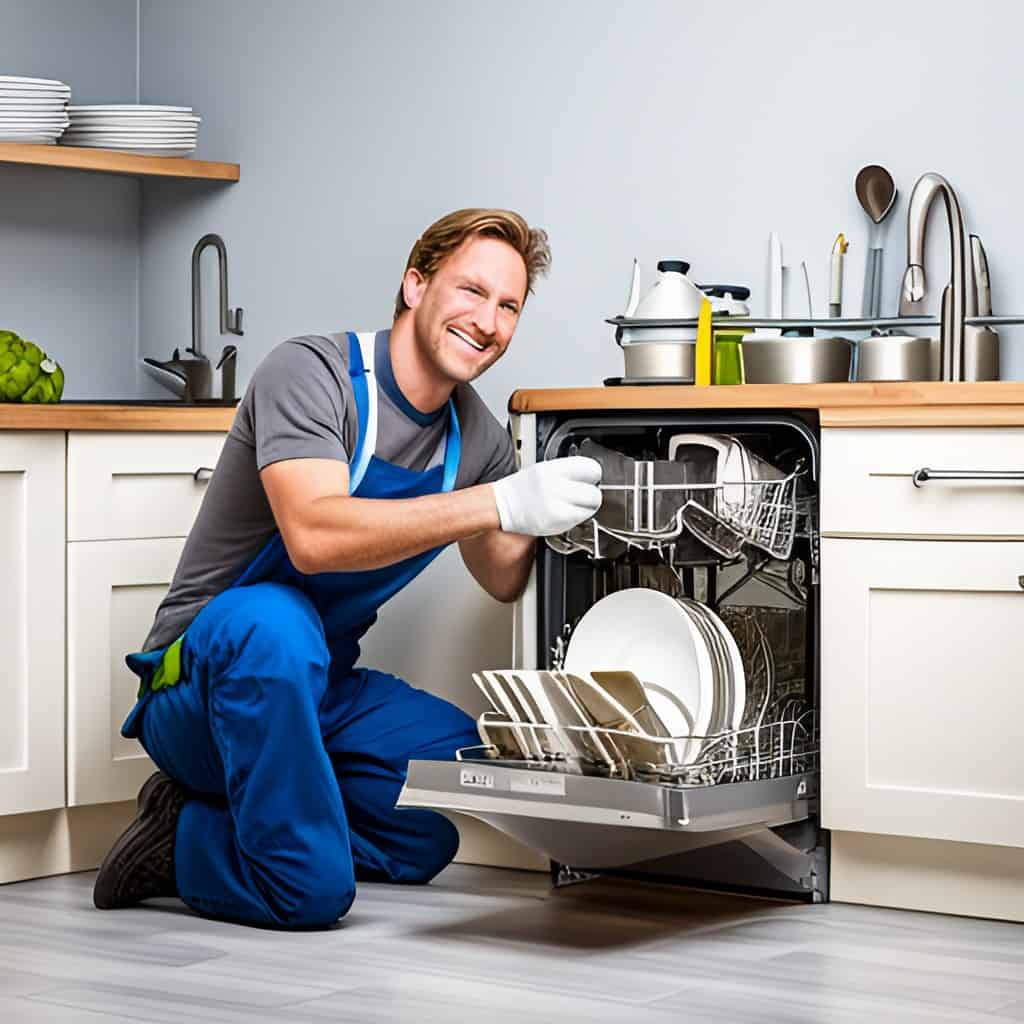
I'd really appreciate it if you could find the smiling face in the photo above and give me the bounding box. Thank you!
[402,234,528,387]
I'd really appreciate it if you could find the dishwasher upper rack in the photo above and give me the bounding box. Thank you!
[545,437,807,563]
[463,707,818,789]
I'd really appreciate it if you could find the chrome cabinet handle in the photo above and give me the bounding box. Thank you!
[193,466,214,483]
[912,467,1024,488]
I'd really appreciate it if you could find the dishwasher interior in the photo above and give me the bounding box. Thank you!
[400,411,826,903]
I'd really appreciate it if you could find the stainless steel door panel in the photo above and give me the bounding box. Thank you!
[398,759,814,869]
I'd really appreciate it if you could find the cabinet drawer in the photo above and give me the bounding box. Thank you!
[822,427,1024,538]
[68,431,226,541]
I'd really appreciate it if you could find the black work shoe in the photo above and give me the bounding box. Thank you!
[93,771,186,910]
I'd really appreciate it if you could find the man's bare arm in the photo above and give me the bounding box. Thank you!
[261,458,500,574]
[458,530,535,603]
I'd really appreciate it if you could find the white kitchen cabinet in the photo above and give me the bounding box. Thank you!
[821,427,1024,539]
[0,432,66,815]
[68,431,226,541]
[821,536,1024,849]
[64,430,224,807]
[67,537,186,806]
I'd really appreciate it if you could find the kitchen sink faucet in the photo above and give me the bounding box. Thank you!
[897,172,966,381]
[191,232,244,359]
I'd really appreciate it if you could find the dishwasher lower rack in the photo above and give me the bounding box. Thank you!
[397,714,818,871]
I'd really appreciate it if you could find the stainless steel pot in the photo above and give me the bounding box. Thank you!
[963,325,1000,381]
[741,336,852,384]
[620,340,694,381]
[855,334,939,382]
[856,330,999,382]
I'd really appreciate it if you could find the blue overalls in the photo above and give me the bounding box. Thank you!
[120,331,479,928]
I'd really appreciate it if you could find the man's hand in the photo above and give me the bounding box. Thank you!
[490,456,602,537]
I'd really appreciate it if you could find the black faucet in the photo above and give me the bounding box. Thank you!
[191,233,244,400]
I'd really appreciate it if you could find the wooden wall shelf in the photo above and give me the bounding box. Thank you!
[0,143,239,181]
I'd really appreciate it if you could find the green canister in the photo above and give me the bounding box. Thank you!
[713,328,746,385]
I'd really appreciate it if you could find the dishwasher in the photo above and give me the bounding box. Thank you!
[399,408,826,904]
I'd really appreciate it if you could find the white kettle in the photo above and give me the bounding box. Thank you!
[624,259,706,319]
[617,259,706,382]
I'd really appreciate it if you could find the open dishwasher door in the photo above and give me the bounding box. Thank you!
[401,411,826,901]
[398,759,815,869]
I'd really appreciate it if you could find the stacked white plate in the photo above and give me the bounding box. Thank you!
[0,75,70,144]
[562,588,746,765]
[62,105,200,157]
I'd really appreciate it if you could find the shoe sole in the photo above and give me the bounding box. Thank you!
[93,773,182,910]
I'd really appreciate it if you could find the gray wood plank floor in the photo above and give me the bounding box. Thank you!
[0,865,1021,1023]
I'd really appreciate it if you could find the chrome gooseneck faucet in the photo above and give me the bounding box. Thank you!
[897,173,966,381]
[191,233,244,359]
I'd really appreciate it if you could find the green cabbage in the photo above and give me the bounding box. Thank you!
[0,331,65,403]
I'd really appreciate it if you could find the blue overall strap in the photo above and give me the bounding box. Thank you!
[441,397,460,493]
[347,331,378,494]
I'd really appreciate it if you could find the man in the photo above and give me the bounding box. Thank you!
[93,208,601,928]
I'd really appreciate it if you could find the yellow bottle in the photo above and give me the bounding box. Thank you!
[694,297,713,386]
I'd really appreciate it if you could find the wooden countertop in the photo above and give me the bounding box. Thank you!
[508,382,1024,427]
[8,383,1024,431]
[0,403,238,431]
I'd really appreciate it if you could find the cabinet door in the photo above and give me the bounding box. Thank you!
[0,432,65,815]
[821,538,1024,848]
[68,431,225,541]
[67,537,185,806]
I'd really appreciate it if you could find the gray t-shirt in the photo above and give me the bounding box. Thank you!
[143,330,517,651]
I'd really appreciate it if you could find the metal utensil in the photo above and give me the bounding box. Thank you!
[829,233,849,318]
[855,165,898,319]
[963,234,1000,380]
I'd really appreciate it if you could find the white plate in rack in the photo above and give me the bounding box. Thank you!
[710,607,746,731]
[682,599,746,733]
[563,587,716,763]
[640,679,695,762]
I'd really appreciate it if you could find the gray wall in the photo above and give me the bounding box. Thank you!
[136,0,1024,707]
[0,0,140,398]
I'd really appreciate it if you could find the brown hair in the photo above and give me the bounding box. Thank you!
[394,208,551,320]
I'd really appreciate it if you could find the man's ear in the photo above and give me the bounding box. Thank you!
[402,267,428,310]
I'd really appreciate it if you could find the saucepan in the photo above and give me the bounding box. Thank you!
[854,334,939,382]
[741,336,853,384]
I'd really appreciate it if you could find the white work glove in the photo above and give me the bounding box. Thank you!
[491,456,602,537]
